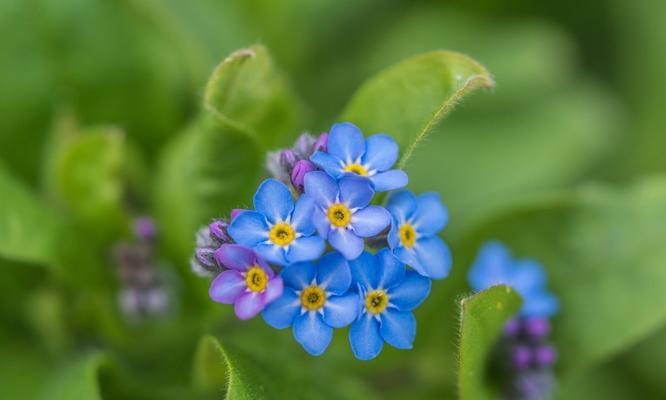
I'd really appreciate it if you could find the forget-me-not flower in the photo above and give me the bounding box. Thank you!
[262,252,359,356]
[348,249,431,360]
[310,122,408,192]
[467,241,559,318]
[386,190,452,279]
[228,179,325,266]
[209,244,283,320]
[304,171,391,260]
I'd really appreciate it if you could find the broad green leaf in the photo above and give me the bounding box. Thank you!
[0,337,50,399]
[457,285,522,400]
[156,46,302,262]
[204,45,304,149]
[40,353,107,400]
[465,176,666,381]
[340,50,494,168]
[0,163,58,265]
[43,117,131,237]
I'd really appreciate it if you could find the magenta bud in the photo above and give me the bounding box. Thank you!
[534,344,557,367]
[503,318,522,337]
[313,132,328,152]
[134,217,156,241]
[291,159,316,192]
[195,247,217,268]
[230,208,245,220]
[279,150,297,170]
[525,318,551,339]
[209,220,230,243]
[511,345,532,369]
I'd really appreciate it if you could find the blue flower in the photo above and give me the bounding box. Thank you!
[262,252,359,356]
[304,171,391,260]
[386,190,452,279]
[468,241,559,318]
[347,249,431,360]
[228,179,325,266]
[310,122,408,192]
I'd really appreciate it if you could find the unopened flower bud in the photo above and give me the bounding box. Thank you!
[209,219,231,243]
[291,159,316,193]
[533,344,557,367]
[313,132,328,152]
[280,149,297,170]
[134,217,157,241]
[524,318,550,339]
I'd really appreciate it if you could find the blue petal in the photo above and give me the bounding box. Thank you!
[310,151,344,179]
[253,179,294,224]
[508,259,547,295]
[370,170,408,192]
[286,235,325,264]
[386,190,417,223]
[521,291,559,318]
[228,211,269,246]
[467,241,513,291]
[290,194,317,235]
[315,252,352,295]
[293,312,333,356]
[388,270,431,311]
[351,206,391,238]
[304,171,338,207]
[413,236,453,279]
[379,309,416,349]
[393,247,425,276]
[313,208,330,238]
[387,216,400,248]
[281,262,316,290]
[412,193,448,236]
[338,175,374,208]
[327,122,366,163]
[329,228,365,260]
[361,134,398,172]
[323,292,360,328]
[262,288,301,329]
[348,251,378,289]
[349,313,383,360]
[376,248,405,290]
[255,242,288,266]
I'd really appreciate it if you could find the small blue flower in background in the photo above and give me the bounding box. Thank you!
[262,252,359,356]
[228,179,325,266]
[310,122,408,192]
[304,171,391,260]
[386,190,452,279]
[467,241,559,318]
[348,249,431,360]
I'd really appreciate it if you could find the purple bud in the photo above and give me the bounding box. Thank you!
[291,160,316,192]
[279,150,297,170]
[134,217,156,241]
[511,344,532,369]
[524,318,551,339]
[313,132,328,152]
[209,220,230,243]
[230,208,245,221]
[294,133,316,157]
[534,344,557,367]
[503,318,522,337]
[195,247,217,269]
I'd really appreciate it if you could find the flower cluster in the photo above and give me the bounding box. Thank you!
[468,242,559,400]
[192,122,452,359]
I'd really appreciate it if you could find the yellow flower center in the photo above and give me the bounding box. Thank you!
[300,285,326,311]
[343,163,368,176]
[365,290,388,314]
[399,223,417,248]
[245,266,268,292]
[327,203,352,228]
[269,222,295,246]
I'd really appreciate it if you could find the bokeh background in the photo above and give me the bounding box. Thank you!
[1,0,665,399]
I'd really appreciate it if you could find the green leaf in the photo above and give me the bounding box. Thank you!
[40,353,107,400]
[465,176,666,380]
[457,285,522,400]
[340,50,494,168]
[43,116,131,237]
[204,45,304,149]
[0,163,59,265]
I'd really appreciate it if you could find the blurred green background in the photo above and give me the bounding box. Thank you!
[1,0,665,399]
